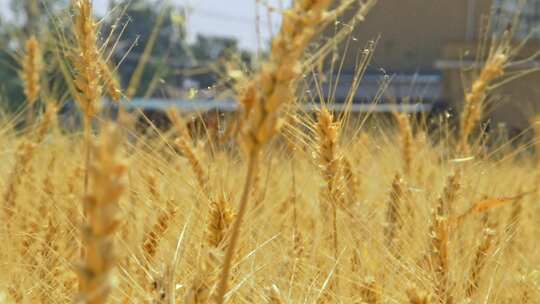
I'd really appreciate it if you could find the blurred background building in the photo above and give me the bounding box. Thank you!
[0,0,539,132]
[328,0,540,132]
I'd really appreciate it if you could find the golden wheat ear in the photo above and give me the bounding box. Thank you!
[385,173,404,253]
[21,36,43,125]
[21,36,42,105]
[142,199,177,263]
[76,124,127,304]
[406,285,431,304]
[71,0,102,121]
[315,106,346,292]
[459,34,511,154]
[358,277,381,304]
[2,141,37,221]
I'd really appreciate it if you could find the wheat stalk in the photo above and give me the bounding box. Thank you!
[428,172,460,304]
[359,277,381,304]
[394,112,413,177]
[174,137,209,193]
[76,124,127,304]
[215,2,337,302]
[406,285,431,304]
[34,101,58,143]
[142,200,177,262]
[168,109,209,193]
[185,262,214,304]
[505,193,523,249]
[315,107,346,293]
[266,284,286,304]
[71,0,103,199]
[459,32,511,154]
[186,194,234,304]
[465,227,495,299]
[385,173,404,252]
[207,194,235,249]
[21,35,42,123]
[99,59,122,102]
[3,141,37,221]
[71,0,102,120]
[341,156,359,206]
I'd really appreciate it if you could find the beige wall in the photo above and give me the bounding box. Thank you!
[333,0,492,71]
[327,0,540,129]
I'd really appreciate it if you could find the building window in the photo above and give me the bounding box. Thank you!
[494,0,540,39]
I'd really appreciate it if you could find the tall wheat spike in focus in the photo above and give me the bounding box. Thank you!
[239,0,335,154]
[72,0,102,120]
[71,0,104,198]
[216,1,337,303]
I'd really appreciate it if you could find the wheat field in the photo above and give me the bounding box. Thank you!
[1,0,540,303]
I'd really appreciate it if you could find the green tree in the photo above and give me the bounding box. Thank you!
[104,0,194,97]
[105,0,251,98]
[9,0,66,35]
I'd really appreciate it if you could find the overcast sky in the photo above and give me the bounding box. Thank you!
[0,0,289,50]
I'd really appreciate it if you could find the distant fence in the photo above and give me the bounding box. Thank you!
[107,98,434,113]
